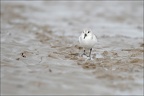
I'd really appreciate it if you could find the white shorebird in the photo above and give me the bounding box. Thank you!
[79,29,98,59]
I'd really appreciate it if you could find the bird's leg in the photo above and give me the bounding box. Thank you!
[81,50,86,56]
[88,48,92,57]
[83,50,86,55]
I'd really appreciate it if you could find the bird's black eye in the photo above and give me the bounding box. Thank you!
[88,31,90,33]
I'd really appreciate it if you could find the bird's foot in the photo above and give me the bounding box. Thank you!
[81,53,86,57]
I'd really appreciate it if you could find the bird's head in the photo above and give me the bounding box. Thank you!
[82,29,92,39]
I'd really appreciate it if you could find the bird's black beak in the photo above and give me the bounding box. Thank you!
[84,34,87,39]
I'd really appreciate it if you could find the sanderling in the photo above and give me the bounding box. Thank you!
[79,29,98,59]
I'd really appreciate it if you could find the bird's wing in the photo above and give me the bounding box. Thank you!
[93,34,98,42]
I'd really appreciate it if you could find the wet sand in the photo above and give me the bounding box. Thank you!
[1,1,143,95]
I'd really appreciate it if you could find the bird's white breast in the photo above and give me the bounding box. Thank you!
[79,34,97,49]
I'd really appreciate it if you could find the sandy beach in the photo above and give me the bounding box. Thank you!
[1,1,143,95]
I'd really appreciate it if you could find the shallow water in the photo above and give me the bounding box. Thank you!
[1,1,143,95]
